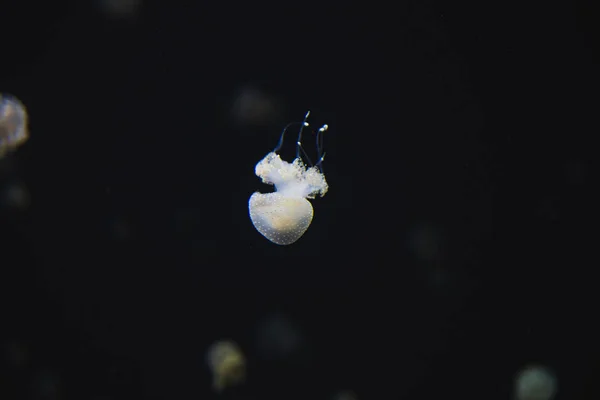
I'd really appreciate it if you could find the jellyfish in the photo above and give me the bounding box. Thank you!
[514,365,557,400]
[206,340,246,393]
[0,94,29,159]
[249,111,329,245]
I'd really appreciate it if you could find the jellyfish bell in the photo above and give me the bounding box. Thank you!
[249,111,329,245]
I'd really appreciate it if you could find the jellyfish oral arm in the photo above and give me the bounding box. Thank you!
[255,152,328,199]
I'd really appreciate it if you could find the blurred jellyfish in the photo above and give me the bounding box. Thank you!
[254,313,303,360]
[333,391,358,400]
[206,340,246,393]
[0,94,29,158]
[97,0,143,19]
[514,365,557,400]
[249,111,329,245]
[231,85,282,127]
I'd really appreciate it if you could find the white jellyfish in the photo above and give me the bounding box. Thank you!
[0,93,29,159]
[249,111,329,245]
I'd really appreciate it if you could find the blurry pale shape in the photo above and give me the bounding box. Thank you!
[249,153,328,245]
[333,391,358,400]
[231,85,281,127]
[514,365,557,400]
[97,0,143,19]
[255,313,303,359]
[0,94,29,158]
[206,340,246,393]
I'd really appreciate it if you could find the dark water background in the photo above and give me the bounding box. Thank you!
[1,0,596,399]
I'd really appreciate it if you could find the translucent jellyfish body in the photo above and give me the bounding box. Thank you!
[0,94,29,158]
[249,111,328,245]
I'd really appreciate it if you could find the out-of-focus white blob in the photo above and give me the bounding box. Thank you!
[249,112,329,245]
[514,365,557,400]
[0,94,29,158]
[255,313,303,360]
[231,85,282,128]
[333,390,358,400]
[97,0,143,20]
[206,340,246,393]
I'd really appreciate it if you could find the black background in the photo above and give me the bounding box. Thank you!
[0,0,596,399]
